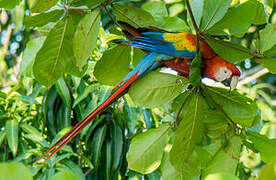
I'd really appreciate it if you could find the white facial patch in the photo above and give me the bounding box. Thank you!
[214,67,232,82]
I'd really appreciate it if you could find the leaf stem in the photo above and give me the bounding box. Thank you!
[185,0,199,33]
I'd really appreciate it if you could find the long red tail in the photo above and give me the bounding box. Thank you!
[34,73,139,165]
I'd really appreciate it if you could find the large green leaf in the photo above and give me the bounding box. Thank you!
[0,163,32,180]
[33,16,75,86]
[260,23,276,52]
[208,0,266,36]
[261,57,276,74]
[200,0,232,31]
[112,3,156,28]
[202,134,241,177]
[247,131,276,163]
[190,0,203,27]
[205,86,259,127]
[129,71,189,108]
[73,10,101,70]
[127,125,170,174]
[0,0,21,9]
[94,46,131,86]
[205,37,252,63]
[20,36,46,77]
[24,9,64,28]
[30,0,58,13]
[49,170,81,180]
[5,120,18,157]
[170,91,204,170]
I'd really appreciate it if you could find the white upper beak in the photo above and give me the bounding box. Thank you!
[230,76,239,91]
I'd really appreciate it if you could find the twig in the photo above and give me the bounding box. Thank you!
[103,5,121,27]
[237,68,269,88]
[185,0,199,33]
[84,168,93,176]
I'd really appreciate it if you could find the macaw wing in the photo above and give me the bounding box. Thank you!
[115,32,197,59]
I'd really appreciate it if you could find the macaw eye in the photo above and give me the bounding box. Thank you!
[224,70,228,74]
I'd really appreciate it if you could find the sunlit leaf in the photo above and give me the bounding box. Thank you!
[49,170,81,180]
[200,0,232,31]
[129,71,189,108]
[73,10,101,70]
[261,58,276,74]
[5,120,18,157]
[260,23,276,52]
[30,0,58,13]
[33,16,75,86]
[247,131,276,163]
[112,3,156,28]
[205,173,239,180]
[127,125,170,174]
[94,45,131,86]
[24,9,64,28]
[0,163,32,180]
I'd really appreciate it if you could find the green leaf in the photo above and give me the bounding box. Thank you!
[73,10,101,70]
[20,36,46,77]
[200,0,232,31]
[170,92,204,170]
[127,125,170,174]
[158,16,189,32]
[12,0,25,32]
[247,131,276,163]
[205,86,259,127]
[55,77,71,108]
[261,58,276,74]
[260,23,276,52]
[205,173,239,180]
[129,71,189,108]
[205,37,253,63]
[0,163,32,180]
[24,9,64,28]
[142,1,168,25]
[160,150,181,180]
[30,0,58,13]
[190,0,203,27]
[49,170,81,180]
[259,161,276,180]
[208,0,266,36]
[59,160,85,180]
[94,46,131,86]
[132,48,146,67]
[5,120,19,157]
[0,131,6,147]
[202,135,241,177]
[0,0,21,9]
[112,3,156,28]
[33,16,75,86]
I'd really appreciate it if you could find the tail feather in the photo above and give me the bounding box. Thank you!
[34,52,160,165]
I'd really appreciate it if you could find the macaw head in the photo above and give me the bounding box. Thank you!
[203,56,241,90]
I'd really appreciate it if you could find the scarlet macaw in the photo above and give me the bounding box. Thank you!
[35,22,241,164]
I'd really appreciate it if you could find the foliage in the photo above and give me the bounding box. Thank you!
[0,0,275,179]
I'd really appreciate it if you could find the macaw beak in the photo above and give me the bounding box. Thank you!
[221,75,239,91]
[230,75,239,91]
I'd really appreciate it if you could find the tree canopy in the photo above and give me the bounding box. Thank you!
[0,0,275,179]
